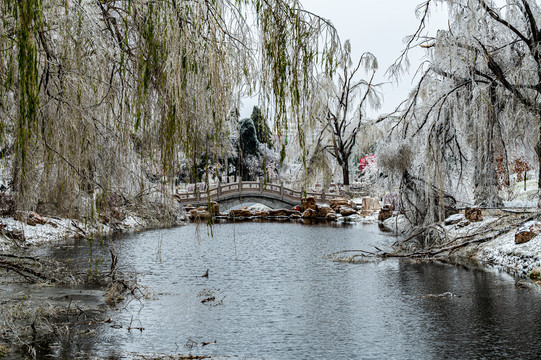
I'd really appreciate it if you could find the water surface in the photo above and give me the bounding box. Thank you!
[36,222,541,359]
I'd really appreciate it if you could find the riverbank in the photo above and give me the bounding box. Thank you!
[381,208,541,279]
[0,204,189,357]
[0,206,187,252]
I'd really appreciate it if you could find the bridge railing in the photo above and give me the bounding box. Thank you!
[174,180,344,205]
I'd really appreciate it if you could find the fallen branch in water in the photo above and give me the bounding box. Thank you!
[395,229,426,246]
[381,227,511,258]
[328,249,379,257]
[0,259,52,283]
[333,212,540,262]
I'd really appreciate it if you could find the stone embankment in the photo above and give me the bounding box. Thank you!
[184,196,382,223]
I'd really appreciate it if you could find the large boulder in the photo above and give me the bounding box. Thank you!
[301,209,317,218]
[362,197,381,211]
[301,196,317,212]
[328,198,351,211]
[252,210,270,217]
[229,209,254,218]
[515,221,541,244]
[325,213,339,221]
[267,209,299,217]
[338,206,357,216]
[378,205,393,222]
[317,205,335,218]
[189,209,211,220]
[465,207,483,222]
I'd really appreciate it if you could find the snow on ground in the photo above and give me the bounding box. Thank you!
[501,178,538,208]
[339,213,376,224]
[473,230,541,274]
[381,214,412,234]
[441,214,541,276]
[0,212,150,251]
[247,203,272,212]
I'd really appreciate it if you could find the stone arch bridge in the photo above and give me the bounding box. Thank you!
[174,180,343,211]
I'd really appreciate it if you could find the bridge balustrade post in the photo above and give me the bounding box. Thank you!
[321,189,326,202]
[217,182,221,198]
[280,182,284,200]
[259,177,263,193]
[239,178,242,194]
[196,190,200,202]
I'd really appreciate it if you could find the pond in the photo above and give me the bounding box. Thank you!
[24,222,541,358]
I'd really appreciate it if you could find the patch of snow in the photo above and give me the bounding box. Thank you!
[247,203,272,212]
[0,216,82,248]
[339,214,363,222]
[517,220,541,233]
[502,200,537,208]
[0,211,161,251]
[351,197,364,205]
[382,214,412,234]
[444,213,465,224]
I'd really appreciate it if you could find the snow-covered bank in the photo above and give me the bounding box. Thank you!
[0,210,187,251]
[382,209,541,278]
[448,214,541,276]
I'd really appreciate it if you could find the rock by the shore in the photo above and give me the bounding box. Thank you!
[465,207,483,222]
[301,208,317,218]
[229,209,253,218]
[189,209,211,220]
[269,209,299,217]
[252,210,270,217]
[515,221,541,244]
[301,196,317,212]
[338,206,357,216]
[317,205,335,218]
[326,213,340,221]
[208,201,220,214]
[329,198,352,211]
[378,205,393,222]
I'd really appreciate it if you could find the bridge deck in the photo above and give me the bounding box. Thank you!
[174,180,343,206]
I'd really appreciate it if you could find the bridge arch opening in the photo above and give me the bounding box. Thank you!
[218,196,298,211]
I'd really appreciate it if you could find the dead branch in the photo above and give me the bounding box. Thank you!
[0,259,52,283]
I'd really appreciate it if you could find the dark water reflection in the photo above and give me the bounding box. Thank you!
[35,222,541,359]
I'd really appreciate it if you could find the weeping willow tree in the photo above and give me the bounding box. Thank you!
[380,0,541,234]
[0,0,339,219]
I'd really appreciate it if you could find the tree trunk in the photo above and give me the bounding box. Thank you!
[535,136,541,208]
[473,85,503,207]
[342,161,350,186]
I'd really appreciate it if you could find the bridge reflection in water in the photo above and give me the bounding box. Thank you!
[174,179,343,210]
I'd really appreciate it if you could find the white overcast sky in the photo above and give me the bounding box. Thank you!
[241,0,448,118]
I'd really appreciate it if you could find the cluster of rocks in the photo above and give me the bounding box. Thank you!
[185,202,221,220]
[184,196,383,222]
